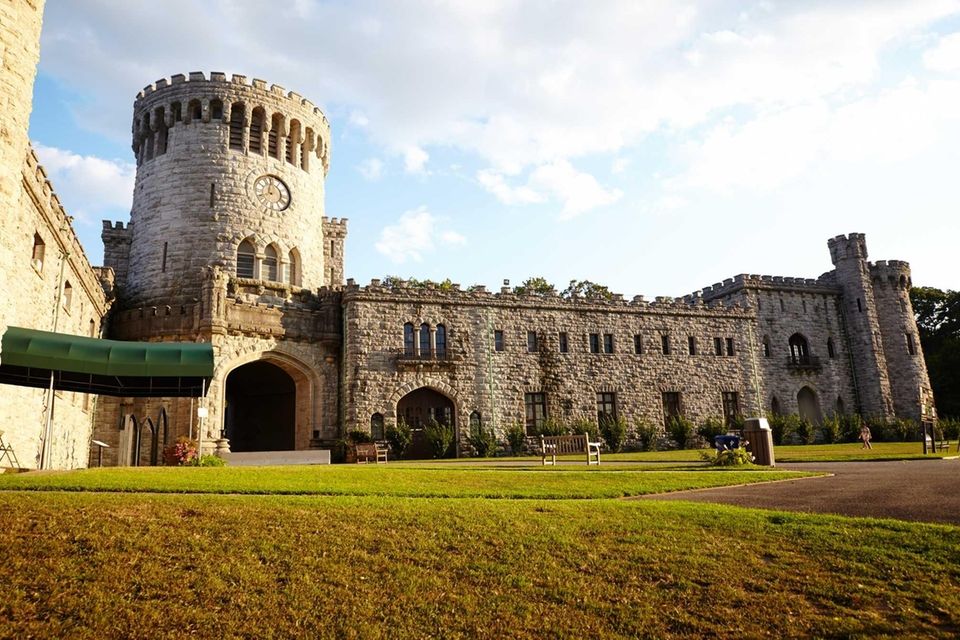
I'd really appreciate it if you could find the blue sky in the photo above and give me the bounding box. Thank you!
[28,1,960,297]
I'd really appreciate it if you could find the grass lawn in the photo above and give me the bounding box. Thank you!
[0,465,814,498]
[599,441,953,463]
[1,491,958,639]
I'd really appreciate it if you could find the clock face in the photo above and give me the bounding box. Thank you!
[253,175,291,211]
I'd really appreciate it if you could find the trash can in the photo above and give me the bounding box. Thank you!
[743,417,775,466]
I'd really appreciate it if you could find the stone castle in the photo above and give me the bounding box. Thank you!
[0,1,936,467]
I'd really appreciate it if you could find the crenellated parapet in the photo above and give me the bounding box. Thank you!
[132,71,331,174]
[341,278,755,319]
[694,273,841,301]
[22,145,111,315]
[321,216,348,238]
[869,260,912,289]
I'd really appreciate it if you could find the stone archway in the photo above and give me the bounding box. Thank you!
[396,387,455,459]
[225,360,296,451]
[797,386,822,425]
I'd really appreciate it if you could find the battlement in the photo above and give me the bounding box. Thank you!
[101,220,133,232]
[342,278,754,318]
[321,217,349,236]
[132,71,331,174]
[135,71,329,124]
[828,232,868,264]
[869,259,912,288]
[692,273,840,301]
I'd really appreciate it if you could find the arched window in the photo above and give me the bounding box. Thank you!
[370,413,385,440]
[171,101,182,123]
[770,396,781,415]
[263,244,279,281]
[269,113,283,159]
[827,338,836,359]
[403,323,415,356]
[187,99,202,122]
[835,396,845,416]
[31,233,45,272]
[209,99,224,121]
[286,119,301,165]
[89,319,97,338]
[249,107,265,154]
[145,133,154,161]
[899,275,907,289]
[762,335,771,358]
[788,333,809,364]
[285,249,299,286]
[229,102,245,151]
[62,280,73,311]
[469,411,481,428]
[301,128,313,171]
[436,324,447,358]
[154,107,167,155]
[236,239,255,279]
[419,323,431,357]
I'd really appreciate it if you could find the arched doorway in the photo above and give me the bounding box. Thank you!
[225,361,296,451]
[797,386,822,425]
[396,387,455,459]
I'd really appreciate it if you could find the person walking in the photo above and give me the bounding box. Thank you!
[860,423,873,449]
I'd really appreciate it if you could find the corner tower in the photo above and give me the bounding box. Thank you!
[122,72,337,305]
[827,234,895,419]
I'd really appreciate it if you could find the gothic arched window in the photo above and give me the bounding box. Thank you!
[419,323,431,357]
[237,239,255,279]
[788,333,810,364]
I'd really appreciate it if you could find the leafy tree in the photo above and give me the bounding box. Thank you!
[513,277,556,296]
[561,279,614,300]
[911,287,960,418]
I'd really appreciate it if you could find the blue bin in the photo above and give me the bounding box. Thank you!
[714,435,741,451]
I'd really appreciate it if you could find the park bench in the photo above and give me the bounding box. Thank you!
[540,434,601,466]
[353,442,388,464]
[923,434,951,453]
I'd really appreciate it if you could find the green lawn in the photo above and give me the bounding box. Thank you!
[0,465,813,498]
[601,441,952,463]
[1,492,957,639]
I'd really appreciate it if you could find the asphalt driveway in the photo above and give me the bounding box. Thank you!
[642,458,960,525]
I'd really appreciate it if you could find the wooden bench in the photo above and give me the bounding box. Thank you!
[540,434,601,466]
[923,434,951,453]
[353,442,388,464]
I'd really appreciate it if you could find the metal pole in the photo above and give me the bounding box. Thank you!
[40,240,69,470]
[197,378,206,456]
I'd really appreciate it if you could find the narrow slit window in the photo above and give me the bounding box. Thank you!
[31,233,45,272]
[494,330,504,352]
[558,332,568,353]
[161,242,168,272]
[688,336,696,355]
[634,334,643,355]
[603,333,614,354]
[589,333,600,353]
[661,335,671,355]
[527,331,538,353]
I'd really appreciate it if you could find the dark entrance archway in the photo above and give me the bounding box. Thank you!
[225,360,296,452]
[797,386,822,425]
[396,387,455,459]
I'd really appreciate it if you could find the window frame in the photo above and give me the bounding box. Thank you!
[524,392,547,435]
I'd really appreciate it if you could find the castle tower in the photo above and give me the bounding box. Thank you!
[120,72,334,305]
[827,234,896,419]
[0,0,46,332]
[869,260,934,421]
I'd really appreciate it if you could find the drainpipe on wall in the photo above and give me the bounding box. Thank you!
[40,226,71,470]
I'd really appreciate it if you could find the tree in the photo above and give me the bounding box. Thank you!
[561,279,614,300]
[911,287,960,418]
[513,276,556,296]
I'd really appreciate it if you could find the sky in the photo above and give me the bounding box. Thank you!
[27,0,960,298]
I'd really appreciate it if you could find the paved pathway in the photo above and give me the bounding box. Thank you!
[642,458,960,525]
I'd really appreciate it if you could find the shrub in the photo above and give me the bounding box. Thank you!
[386,419,413,458]
[537,418,569,437]
[346,429,372,444]
[599,415,627,453]
[768,414,801,446]
[938,417,960,440]
[506,424,527,456]
[572,418,600,442]
[699,447,754,467]
[796,418,816,445]
[163,436,198,466]
[193,454,226,467]
[424,418,454,458]
[837,413,863,442]
[633,419,659,452]
[666,415,696,450]
[871,417,917,442]
[697,416,727,444]
[820,415,842,444]
[467,424,498,458]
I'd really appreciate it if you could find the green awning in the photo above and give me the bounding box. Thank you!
[0,327,213,397]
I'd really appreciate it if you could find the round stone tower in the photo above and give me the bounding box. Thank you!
[123,72,333,305]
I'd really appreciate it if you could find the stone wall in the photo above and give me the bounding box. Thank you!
[343,283,760,451]
[1,149,111,469]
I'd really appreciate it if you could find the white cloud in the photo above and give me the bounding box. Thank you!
[923,32,960,72]
[611,157,630,174]
[357,157,383,181]
[375,206,465,263]
[479,161,622,219]
[31,143,135,223]
[403,146,429,174]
